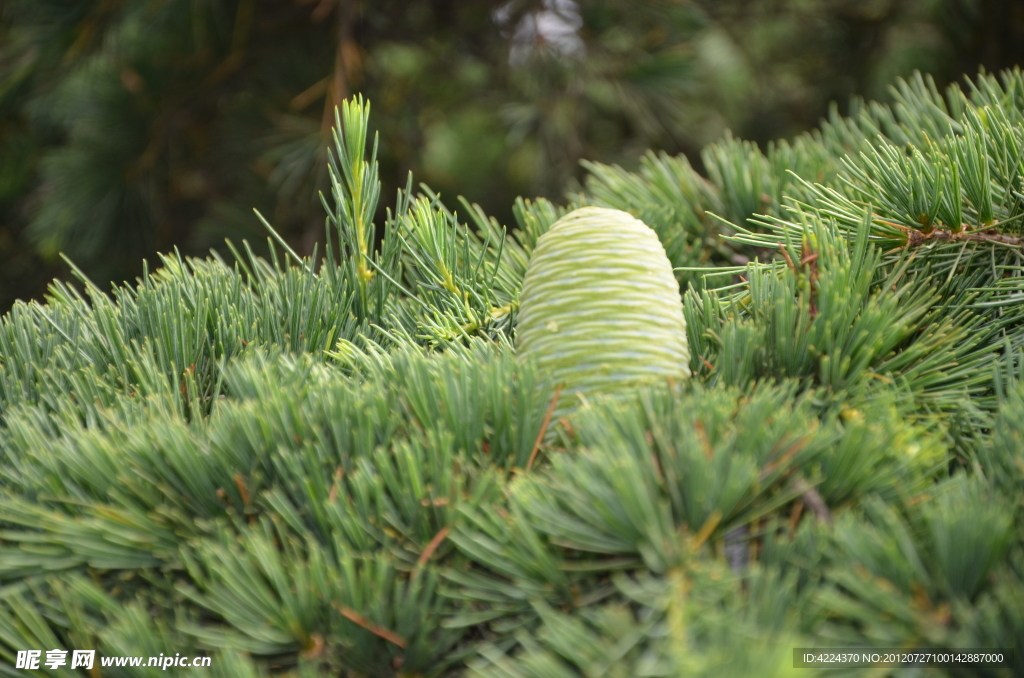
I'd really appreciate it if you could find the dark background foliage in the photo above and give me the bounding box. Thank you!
[1,0,1022,313]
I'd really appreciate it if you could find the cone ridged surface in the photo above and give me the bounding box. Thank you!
[516,206,691,415]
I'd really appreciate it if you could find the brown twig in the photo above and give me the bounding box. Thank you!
[791,477,833,526]
[290,76,329,111]
[777,242,819,318]
[874,216,1024,248]
[778,246,798,271]
[300,633,325,659]
[320,0,360,134]
[526,384,563,471]
[802,239,820,319]
[233,473,250,507]
[758,436,807,482]
[327,465,344,502]
[417,526,450,567]
[334,604,407,648]
[788,499,805,538]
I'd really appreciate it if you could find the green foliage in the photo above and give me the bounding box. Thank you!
[4,0,1024,313]
[685,212,994,421]
[5,68,1024,678]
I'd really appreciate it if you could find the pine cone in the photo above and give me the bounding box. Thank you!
[516,206,691,417]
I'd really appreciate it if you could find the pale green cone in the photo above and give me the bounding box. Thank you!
[515,206,691,418]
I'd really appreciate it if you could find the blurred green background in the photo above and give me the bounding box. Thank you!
[1,0,1022,312]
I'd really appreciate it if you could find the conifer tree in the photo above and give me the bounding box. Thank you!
[1,67,1024,677]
